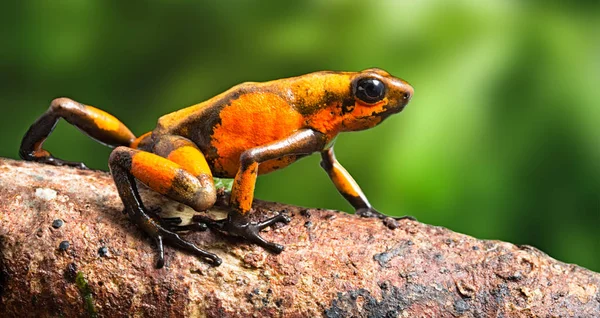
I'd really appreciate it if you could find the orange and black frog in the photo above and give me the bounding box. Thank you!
[19,68,414,268]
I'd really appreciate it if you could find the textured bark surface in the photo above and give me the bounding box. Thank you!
[0,157,599,317]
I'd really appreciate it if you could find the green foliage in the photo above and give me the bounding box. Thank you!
[1,1,598,271]
[214,177,233,191]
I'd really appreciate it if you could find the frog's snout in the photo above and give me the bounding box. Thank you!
[393,80,413,111]
[399,80,413,102]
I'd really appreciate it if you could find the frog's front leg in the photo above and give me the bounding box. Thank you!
[211,129,327,253]
[320,147,415,229]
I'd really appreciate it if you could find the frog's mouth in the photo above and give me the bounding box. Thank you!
[377,103,406,121]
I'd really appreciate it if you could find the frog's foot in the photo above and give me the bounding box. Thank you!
[21,153,88,169]
[355,207,416,230]
[160,216,209,232]
[194,211,291,253]
[152,225,221,268]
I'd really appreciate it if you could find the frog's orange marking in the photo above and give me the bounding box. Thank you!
[167,146,212,178]
[86,105,121,132]
[352,100,388,117]
[131,152,178,195]
[33,140,44,151]
[31,140,50,157]
[329,163,360,197]
[130,132,152,149]
[341,101,387,131]
[306,99,387,137]
[211,92,304,176]
[231,162,259,213]
[84,105,135,143]
[306,105,344,138]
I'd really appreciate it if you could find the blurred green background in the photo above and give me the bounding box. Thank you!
[1,1,598,271]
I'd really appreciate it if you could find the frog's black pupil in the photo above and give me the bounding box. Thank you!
[365,82,378,97]
[356,78,385,103]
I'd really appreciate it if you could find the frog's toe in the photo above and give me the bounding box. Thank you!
[29,155,89,169]
[221,211,289,254]
[394,215,417,221]
[356,207,415,229]
[256,213,291,230]
[157,228,221,267]
[381,217,398,229]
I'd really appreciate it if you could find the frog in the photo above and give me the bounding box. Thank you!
[19,68,414,268]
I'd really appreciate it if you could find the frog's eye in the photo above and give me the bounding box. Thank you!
[354,78,386,104]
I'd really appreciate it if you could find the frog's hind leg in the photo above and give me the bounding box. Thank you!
[109,145,221,268]
[20,97,136,168]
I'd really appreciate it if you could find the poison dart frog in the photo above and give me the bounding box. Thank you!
[19,68,414,268]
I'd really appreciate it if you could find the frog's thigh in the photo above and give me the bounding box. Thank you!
[117,146,215,212]
[151,135,216,211]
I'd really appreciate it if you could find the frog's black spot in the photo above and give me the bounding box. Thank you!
[341,97,356,114]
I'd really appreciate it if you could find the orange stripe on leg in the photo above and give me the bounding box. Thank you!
[329,163,361,197]
[32,140,51,158]
[128,149,215,211]
[167,146,212,178]
[230,162,258,214]
[83,105,136,145]
[130,152,179,195]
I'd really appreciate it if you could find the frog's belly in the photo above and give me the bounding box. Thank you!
[207,91,305,177]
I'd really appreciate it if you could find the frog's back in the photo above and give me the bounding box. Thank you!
[155,81,306,177]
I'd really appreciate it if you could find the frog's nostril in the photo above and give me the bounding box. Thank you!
[402,86,414,101]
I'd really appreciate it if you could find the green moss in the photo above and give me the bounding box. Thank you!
[75,272,97,318]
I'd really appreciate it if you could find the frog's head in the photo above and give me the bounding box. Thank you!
[341,68,413,131]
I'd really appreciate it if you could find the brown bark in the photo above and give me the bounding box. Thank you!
[0,157,598,317]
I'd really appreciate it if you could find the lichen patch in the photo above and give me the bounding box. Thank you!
[35,187,57,201]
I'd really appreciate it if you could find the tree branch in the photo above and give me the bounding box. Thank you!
[0,158,598,317]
